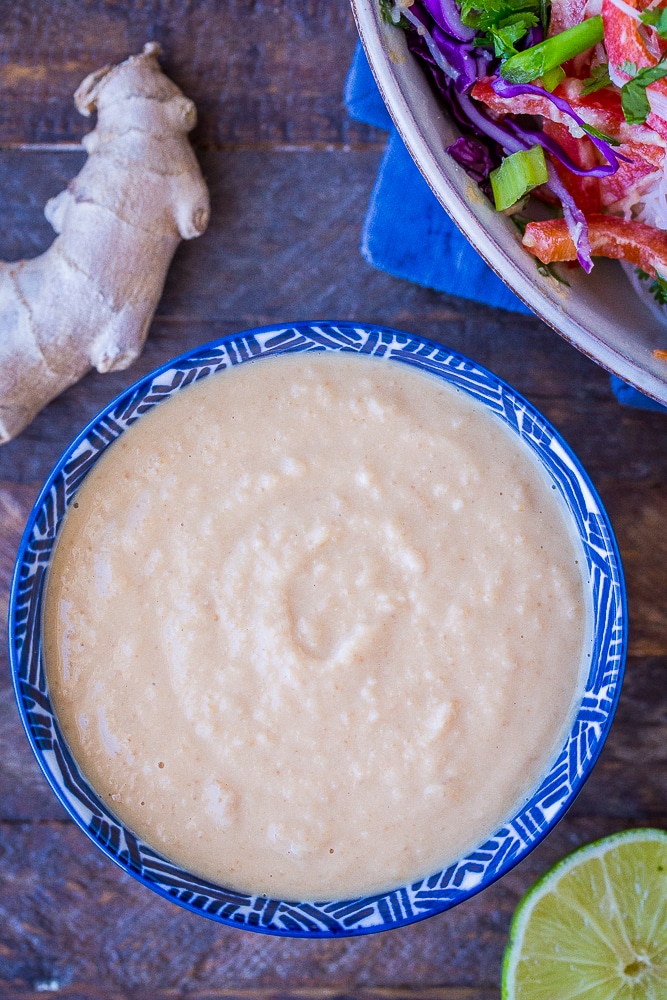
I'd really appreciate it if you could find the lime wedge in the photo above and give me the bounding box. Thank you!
[502,829,667,1000]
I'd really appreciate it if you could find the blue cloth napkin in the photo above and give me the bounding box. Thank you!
[344,44,531,315]
[345,43,666,412]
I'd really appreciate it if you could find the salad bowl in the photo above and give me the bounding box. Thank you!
[10,322,626,936]
[350,0,667,406]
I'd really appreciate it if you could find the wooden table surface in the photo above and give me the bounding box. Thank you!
[0,3,665,997]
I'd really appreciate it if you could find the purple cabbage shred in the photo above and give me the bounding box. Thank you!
[546,162,593,272]
[421,0,476,41]
[401,1,619,270]
[446,136,496,182]
[491,77,632,176]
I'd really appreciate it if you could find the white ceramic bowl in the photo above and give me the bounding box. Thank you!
[10,323,626,935]
[350,0,667,406]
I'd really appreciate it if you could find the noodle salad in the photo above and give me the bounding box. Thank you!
[382,0,667,309]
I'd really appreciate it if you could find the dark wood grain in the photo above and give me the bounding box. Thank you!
[0,1,383,149]
[0,987,506,1000]
[0,2,665,996]
[2,814,663,997]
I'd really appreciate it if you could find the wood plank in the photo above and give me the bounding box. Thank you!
[0,148,663,477]
[1,815,664,995]
[0,821,509,993]
[0,990,498,1000]
[597,484,667,658]
[0,1,380,148]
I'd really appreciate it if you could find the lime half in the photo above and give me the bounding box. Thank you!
[502,829,667,1000]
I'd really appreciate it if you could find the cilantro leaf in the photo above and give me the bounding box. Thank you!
[621,57,667,124]
[378,0,394,21]
[478,12,540,57]
[640,6,667,38]
[581,64,612,95]
[461,0,546,59]
[636,266,667,305]
[460,0,539,33]
[650,275,667,305]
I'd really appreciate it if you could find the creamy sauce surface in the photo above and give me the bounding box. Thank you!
[44,352,588,900]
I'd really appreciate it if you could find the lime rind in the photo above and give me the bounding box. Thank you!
[502,829,667,1000]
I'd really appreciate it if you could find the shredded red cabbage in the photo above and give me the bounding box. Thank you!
[406,32,506,181]
[421,0,476,41]
[400,2,607,270]
[545,162,593,271]
[401,2,460,79]
[432,28,479,92]
[491,77,632,176]
[447,135,496,182]
[523,24,545,48]
[454,91,526,153]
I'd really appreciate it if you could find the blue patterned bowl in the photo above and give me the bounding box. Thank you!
[9,322,627,937]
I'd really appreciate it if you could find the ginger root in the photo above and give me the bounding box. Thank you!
[0,42,210,444]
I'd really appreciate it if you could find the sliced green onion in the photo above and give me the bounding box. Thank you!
[541,65,566,91]
[490,146,548,211]
[499,15,604,84]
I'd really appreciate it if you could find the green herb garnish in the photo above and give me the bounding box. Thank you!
[378,0,410,28]
[489,13,540,57]
[637,267,667,305]
[580,123,621,145]
[581,63,612,95]
[620,56,667,124]
[460,0,538,32]
[461,0,541,55]
[538,0,548,33]
[640,6,667,38]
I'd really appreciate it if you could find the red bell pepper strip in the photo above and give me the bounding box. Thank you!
[542,120,602,213]
[599,156,660,208]
[523,215,667,275]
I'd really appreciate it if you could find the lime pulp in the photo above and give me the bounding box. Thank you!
[502,828,667,1000]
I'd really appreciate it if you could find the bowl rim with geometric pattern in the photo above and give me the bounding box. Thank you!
[8,321,627,937]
